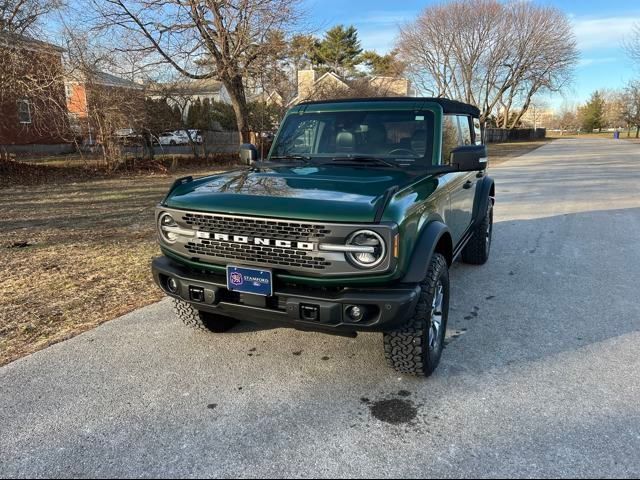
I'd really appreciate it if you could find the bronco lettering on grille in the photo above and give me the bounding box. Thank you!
[196,231,315,251]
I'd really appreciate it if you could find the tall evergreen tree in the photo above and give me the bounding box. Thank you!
[172,104,183,126]
[580,91,606,132]
[187,98,202,128]
[313,25,363,77]
[360,50,405,76]
[288,34,320,70]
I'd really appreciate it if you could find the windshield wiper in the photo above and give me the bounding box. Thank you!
[324,155,396,168]
[268,155,312,164]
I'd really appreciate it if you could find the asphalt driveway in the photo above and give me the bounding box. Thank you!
[1,138,639,478]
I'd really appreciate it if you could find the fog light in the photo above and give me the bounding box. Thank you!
[166,277,178,293]
[347,305,364,322]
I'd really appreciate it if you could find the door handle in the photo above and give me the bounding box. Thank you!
[463,180,473,190]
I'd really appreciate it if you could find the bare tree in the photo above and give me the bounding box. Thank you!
[396,0,577,125]
[555,104,579,135]
[601,89,626,130]
[499,3,577,129]
[61,29,148,168]
[620,81,640,138]
[92,0,301,144]
[625,22,640,66]
[0,0,64,34]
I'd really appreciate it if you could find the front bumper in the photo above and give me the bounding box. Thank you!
[152,256,420,335]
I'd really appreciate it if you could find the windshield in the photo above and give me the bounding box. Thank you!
[270,109,435,167]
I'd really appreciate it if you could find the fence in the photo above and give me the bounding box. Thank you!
[485,128,546,143]
[0,143,77,156]
[203,131,240,154]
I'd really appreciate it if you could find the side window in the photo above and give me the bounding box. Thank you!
[441,115,459,165]
[456,115,472,145]
[473,118,482,145]
[17,99,32,124]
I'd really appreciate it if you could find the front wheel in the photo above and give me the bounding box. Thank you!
[173,298,239,333]
[383,253,449,377]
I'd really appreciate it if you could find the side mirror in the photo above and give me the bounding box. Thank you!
[450,145,488,172]
[239,143,259,165]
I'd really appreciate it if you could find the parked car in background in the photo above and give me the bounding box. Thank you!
[175,129,202,145]
[157,131,189,146]
[113,128,142,146]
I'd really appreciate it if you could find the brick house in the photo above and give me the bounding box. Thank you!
[0,33,69,147]
[65,71,145,144]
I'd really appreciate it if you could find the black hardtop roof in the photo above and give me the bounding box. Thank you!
[297,97,481,117]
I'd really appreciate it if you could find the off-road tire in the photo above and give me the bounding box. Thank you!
[172,298,239,333]
[462,200,493,265]
[383,253,449,377]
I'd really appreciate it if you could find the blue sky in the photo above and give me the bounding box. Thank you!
[303,0,640,109]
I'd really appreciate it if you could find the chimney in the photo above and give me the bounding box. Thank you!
[297,69,317,101]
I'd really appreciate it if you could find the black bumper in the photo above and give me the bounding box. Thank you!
[152,256,420,335]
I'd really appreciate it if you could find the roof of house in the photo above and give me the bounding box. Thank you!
[296,97,481,117]
[65,70,143,89]
[93,71,141,89]
[314,71,349,88]
[0,32,64,53]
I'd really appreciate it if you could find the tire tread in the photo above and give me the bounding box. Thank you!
[383,253,448,377]
[172,298,238,333]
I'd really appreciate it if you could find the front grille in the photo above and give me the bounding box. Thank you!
[181,213,333,270]
[182,213,332,240]
[185,240,332,270]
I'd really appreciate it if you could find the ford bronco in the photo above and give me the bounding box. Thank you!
[152,97,494,377]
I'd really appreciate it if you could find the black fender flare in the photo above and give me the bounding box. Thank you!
[472,175,495,227]
[402,221,452,283]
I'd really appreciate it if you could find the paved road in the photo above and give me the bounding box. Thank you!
[2,138,640,478]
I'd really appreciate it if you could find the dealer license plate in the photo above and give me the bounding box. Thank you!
[226,265,273,296]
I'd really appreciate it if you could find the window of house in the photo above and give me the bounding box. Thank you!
[17,99,32,124]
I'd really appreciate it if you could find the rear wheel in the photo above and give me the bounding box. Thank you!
[462,200,493,265]
[383,253,449,377]
[173,298,239,333]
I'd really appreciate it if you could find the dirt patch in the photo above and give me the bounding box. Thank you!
[0,167,225,366]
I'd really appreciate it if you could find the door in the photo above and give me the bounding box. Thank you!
[442,115,478,245]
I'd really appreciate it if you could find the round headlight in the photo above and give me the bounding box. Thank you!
[346,230,386,268]
[158,212,178,244]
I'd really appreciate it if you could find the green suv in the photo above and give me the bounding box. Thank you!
[152,97,494,377]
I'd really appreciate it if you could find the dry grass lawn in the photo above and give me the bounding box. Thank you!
[0,170,217,366]
[0,140,551,366]
[488,139,551,165]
